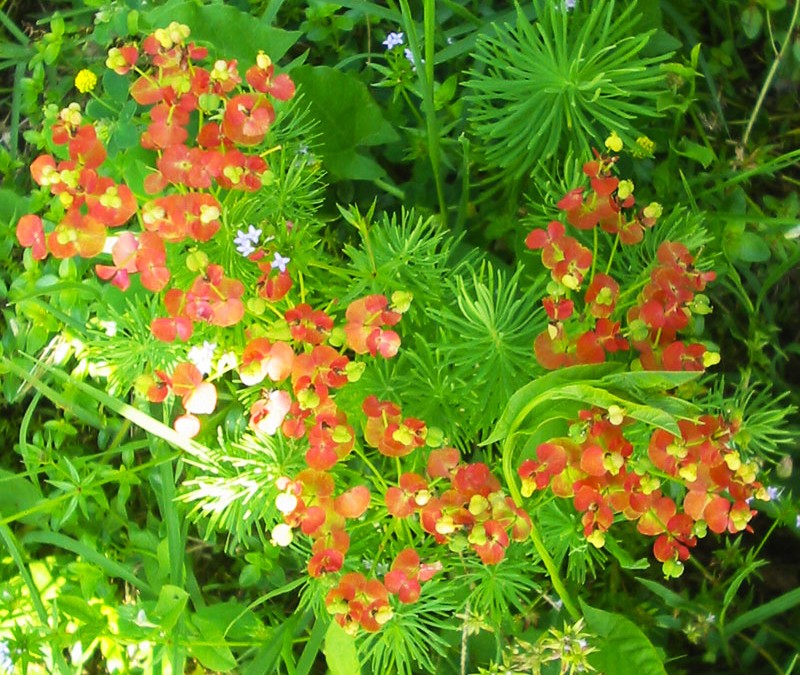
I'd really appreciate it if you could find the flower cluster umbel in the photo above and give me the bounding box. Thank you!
[16,22,296,338]
[527,150,719,373]
[521,143,766,577]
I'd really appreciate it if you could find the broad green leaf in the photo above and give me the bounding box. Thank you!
[483,363,622,445]
[582,602,667,675]
[0,469,44,525]
[57,595,104,625]
[552,384,682,435]
[0,187,29,225]
[143,2,300,63]
[600,370,701,393]
[153,584,188,631]
[740,5,763,40]
[291,65,399,181]
[189,612,238,672]
[675,138,716,168]
[324,619,361,675]
[725,230,772,263]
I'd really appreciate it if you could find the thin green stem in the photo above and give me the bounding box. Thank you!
[589,225,598,283]
[374,177,405,200]
[399,0,447,224]
[741,0,800,149]
[501,410,580,620]
[0,524,72,672]
[604,233,620,276]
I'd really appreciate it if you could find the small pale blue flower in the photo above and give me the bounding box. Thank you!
[271,251,290,273]
[382,31,404,50]
[766,485,782,501]
[234,230,256,256]
[244,224,262,243]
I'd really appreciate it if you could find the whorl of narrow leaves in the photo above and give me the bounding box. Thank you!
[465,0,671,182]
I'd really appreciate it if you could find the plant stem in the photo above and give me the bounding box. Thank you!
[741,0,800,149]
[399,0,448,224]
[501,427,580,620]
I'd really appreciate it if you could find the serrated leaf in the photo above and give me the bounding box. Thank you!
[582,602,667,675]
[324,619,361,675]
[291,65,399,181]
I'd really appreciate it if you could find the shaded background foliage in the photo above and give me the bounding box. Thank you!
[0,0,798,673]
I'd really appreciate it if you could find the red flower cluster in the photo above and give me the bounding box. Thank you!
[137,361,217,437]
[627,242,717,371]
[344,294,403,358]
[17,120,134,262]
[325,549,442,634]
[238,294,406,446]
[15,22,297,344]
[385,448,532,565]
[519,407,765,576]
[526,154,718,373]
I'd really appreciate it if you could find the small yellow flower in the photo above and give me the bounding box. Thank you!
[75,69,97,94]
[617,179,634,200]
[636,135,655,154]
[643,202,663,220]
[604,130,623,153]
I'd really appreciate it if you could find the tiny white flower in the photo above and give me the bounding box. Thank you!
[187,341,216,376]
[271,523,294,547]
[271,251,290,273]
[382,31,404,50]
[796,513,800,529]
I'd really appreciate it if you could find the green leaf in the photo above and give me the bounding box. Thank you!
[189,611,238,672]
[725,230,772,263]
[102,69,130,104]
[741,5,764,40]
[0,187,29,225]
[553,384,682,435]
[675,138,716,168]
[722,586,800,637]
[483,363,622,445]
[324,619,361,675]
[58,594,104,625]
[636,576,692,610]
[582,602,667,675]
[600,370,701,393]
[291,65,399,181]
[153,584,188,631]
[143,2,300,64]
[0,469,44,525]
[604,537,650,570]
